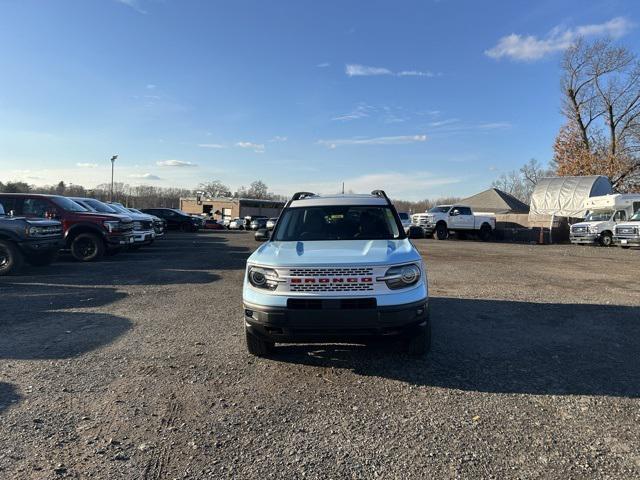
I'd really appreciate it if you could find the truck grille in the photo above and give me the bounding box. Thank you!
[616,226,638,236]
[572,226,587,234]
[133,221,153,231]
[287,267,375,292]
[120,222,134,233]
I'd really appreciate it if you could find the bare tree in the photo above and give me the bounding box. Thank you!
[556,37,640,191]
[492,159,552,203]
[198,180,231,198]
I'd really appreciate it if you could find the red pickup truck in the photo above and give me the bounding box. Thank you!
[0,194,134,261]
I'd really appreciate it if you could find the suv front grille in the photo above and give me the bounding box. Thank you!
[287,267,375,292]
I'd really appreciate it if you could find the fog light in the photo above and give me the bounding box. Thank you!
[245,309,253,318]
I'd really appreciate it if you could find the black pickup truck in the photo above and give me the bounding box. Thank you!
[0,202,63,275]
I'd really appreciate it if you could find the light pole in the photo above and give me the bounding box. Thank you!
[110,155,118,201]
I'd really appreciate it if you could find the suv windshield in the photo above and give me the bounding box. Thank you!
[585,210,614,222]
[429,206,451,213]
[273,205,402,241]
[80,199,118,213]
[398,212,409,220]
[52,197,88,212]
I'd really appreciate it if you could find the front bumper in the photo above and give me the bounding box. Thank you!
[132,229,156,244]
[614,236,640,247]
[570,233,599,244]
[18,237,64,254]
[244,299,429,343]
[106,232,135,247]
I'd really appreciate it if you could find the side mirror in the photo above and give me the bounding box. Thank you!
[255,229,270,242]
[450,210,458,216]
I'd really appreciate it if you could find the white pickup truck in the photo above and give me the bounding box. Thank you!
[412,205,496,241]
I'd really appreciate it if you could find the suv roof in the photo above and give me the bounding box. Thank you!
[288,192,389,208]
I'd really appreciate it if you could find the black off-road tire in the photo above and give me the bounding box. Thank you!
[599,232,613,247]
[435,223,448,240]
[0,240,24,276]
[26,249,58,267]
[405,321,431,357]
[70,233,105,262]
[245,328,274,356]
[479,224,493,242]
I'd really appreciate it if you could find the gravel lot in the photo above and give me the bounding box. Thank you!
[1,232,639,479]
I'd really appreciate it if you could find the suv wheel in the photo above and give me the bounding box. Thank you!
[435,223,448,240]
[405,321,431,357]
[26,249,58,267]
[245,328,274,356]
[70,233,105,262]
[0,240,24,276]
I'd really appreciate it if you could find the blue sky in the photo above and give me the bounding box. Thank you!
[1,0,639,200]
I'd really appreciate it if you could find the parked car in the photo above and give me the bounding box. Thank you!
[0,193,134,261]
[614,210,640,248]
[265,217,278,230]
[570,194,640,247]
[243,190,429,356]
[412,205,495,241]
[203,218,224,230]
[127,208,166,237]
[222,217,233,228]
[228,217,244,230]
[0,201,63,275]
[249,218,268,230]
[141,208,200,232]
[107,202,156,249]
[398,211,411,233]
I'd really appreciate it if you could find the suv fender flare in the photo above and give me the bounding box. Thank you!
[0,231,21,242]
[65,223,106,244]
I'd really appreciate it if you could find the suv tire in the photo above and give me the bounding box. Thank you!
[245,328,274,356]
[435,223,448,240]
[405,321,431,357]
[70,232,105,262]
[0,240,24,276]
[26,249,58,267]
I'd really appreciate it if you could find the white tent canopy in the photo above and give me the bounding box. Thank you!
[529,176,612,219]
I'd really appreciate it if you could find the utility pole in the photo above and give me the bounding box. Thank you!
[342,182,345,194]
[110,155,118,202]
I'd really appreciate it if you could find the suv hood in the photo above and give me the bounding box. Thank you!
[249,239,420,267]
[26,218,62,227]
[572,221,609,229]
[81,212,132,222]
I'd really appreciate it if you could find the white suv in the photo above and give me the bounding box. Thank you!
[242,190,430,356]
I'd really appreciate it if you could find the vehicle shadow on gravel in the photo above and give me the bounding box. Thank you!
[0,283,132,360]
[9,233,249,286]
[0,383,21,414]
[273,297,640,398]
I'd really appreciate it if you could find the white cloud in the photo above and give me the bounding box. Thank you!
[346,64,440,78]
[115,0,147,14]
[236,141,265,153]
[477,122,512,130]
[397,70,439,77]
[198,143,226,149]
[318,134,427,149]
[316,62,330,68]
[332,103,375,121]
[129,173,162,180]
[345,64,393,77]
[428,119,459,127]
[486,17,634,61]
[269,136,288,142]
[146,84,156,89]
[156,160,198,167]
[76,162,98,168]
[271,171,461,201]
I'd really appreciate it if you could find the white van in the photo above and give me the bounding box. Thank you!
[570,194,640,246]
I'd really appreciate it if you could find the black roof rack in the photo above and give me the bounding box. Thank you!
[370,190,392,206]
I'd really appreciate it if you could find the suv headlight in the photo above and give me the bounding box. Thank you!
[103,220,121,233]
[26,226,42,236]
[378,263,421,290]
[588,225,599,234]
[248,266,280,290]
